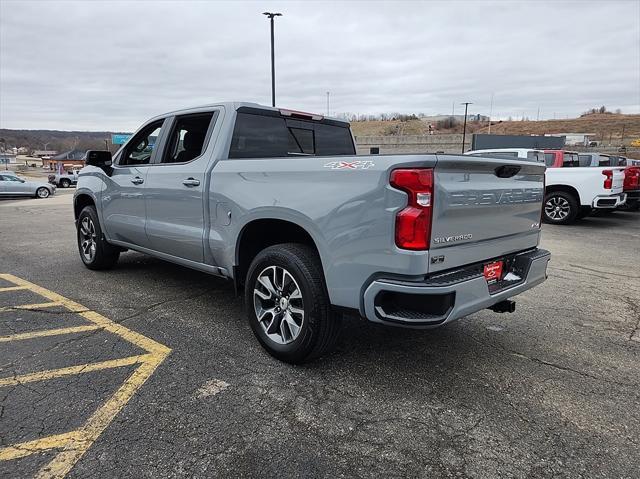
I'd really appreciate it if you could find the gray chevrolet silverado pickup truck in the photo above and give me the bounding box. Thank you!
[74,102,550,363]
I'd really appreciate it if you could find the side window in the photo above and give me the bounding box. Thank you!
[562,153,579,167]
[527,151,545,162]
[162,112,215,164]
[120,120,164,166]
[544,153,555,167]
[578,155,592,167]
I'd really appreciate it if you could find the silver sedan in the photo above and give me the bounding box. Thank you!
[0,171,56,198]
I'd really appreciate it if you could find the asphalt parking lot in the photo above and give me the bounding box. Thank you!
[1,189,639,478]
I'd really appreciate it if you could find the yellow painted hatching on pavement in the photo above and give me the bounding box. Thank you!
[0,273,172,478]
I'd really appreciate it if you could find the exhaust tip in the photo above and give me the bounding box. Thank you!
[489,300,516,314]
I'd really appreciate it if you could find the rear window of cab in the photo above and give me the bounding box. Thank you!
[229,112,355,159]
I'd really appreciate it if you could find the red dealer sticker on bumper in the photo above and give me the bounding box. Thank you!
[483,261,504,283]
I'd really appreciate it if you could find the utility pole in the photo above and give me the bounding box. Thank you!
[621,124,626,145]
[537,106,540,121]
[104,139,109,151]
[263,12,282,107]
[488,93,494,134]
[460,102,472,154]
[326,91,330,116]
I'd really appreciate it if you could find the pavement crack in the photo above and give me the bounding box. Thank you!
[116,289,212,324]
[566,263,640,280]
[624,296,640,341]
[460,330,637,388]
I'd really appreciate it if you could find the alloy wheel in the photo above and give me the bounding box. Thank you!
[253,265,304,345]
[37,188,50,198]
[79,217,97,262]
[545,196,570,220]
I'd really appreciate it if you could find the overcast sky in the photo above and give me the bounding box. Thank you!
[1,0,639,131]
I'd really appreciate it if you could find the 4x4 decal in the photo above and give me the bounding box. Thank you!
[324,160,375,170]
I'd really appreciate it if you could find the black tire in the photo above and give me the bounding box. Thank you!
[77,206,120,270]
[245,243,340,364]
[543,191,579,225]
[576,206,592,220]
[60,179,71,188]
[35,187,50,199]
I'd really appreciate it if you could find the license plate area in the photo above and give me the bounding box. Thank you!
[483,261,504,284]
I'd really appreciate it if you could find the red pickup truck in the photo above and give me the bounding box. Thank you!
[622,165,640,210]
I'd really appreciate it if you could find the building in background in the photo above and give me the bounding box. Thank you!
[32,150,58,157]
[42,150,85,170]
[546,133,597,146]
[0,152,17,166]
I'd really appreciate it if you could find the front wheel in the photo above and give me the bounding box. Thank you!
[543,191,579,225]
[60,179,71,188]
[77,206,120,270]
[245,243,341,364]
[36,187,50,198]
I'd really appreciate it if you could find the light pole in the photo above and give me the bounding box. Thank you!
[326,91,330,116]
[488,93,494,134]
[263,12,282,107]
[460,102,472,153]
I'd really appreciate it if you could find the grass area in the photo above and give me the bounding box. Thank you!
[351,113,640,143]
[475,114,640,141]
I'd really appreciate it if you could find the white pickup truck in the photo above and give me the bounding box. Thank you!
[466,148,627,224]
[49,169,80,188]
[544,167,626,223]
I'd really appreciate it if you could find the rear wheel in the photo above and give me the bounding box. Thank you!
[245,243,340,364]
[36,187,50,198]
[543,191,578,225]
[77,206,120,270]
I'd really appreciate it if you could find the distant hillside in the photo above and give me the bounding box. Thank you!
[3,113,639,152]
[0,129,130,153]
[351,113,640,143]
[475,114,640,141]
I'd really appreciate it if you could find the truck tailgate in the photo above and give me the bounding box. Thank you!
[429,155,545,272]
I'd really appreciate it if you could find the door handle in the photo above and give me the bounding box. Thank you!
[131,176,144,185]
[182,178,200,187]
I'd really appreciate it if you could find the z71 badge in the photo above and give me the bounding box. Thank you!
[324,160,375,170]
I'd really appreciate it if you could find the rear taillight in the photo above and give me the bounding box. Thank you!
[624,167,640,190]
[602,169,613,189]
[390,168,434,250]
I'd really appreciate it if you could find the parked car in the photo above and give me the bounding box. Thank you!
[49,169,80,188]
[544,166,626,223]
[465,148,546,162]
[0,172,56,198]
[73,102,551,363]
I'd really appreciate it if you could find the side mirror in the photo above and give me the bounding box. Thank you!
[85,150,112,168]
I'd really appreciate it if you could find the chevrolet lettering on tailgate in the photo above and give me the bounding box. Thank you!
[449,188,543,207]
